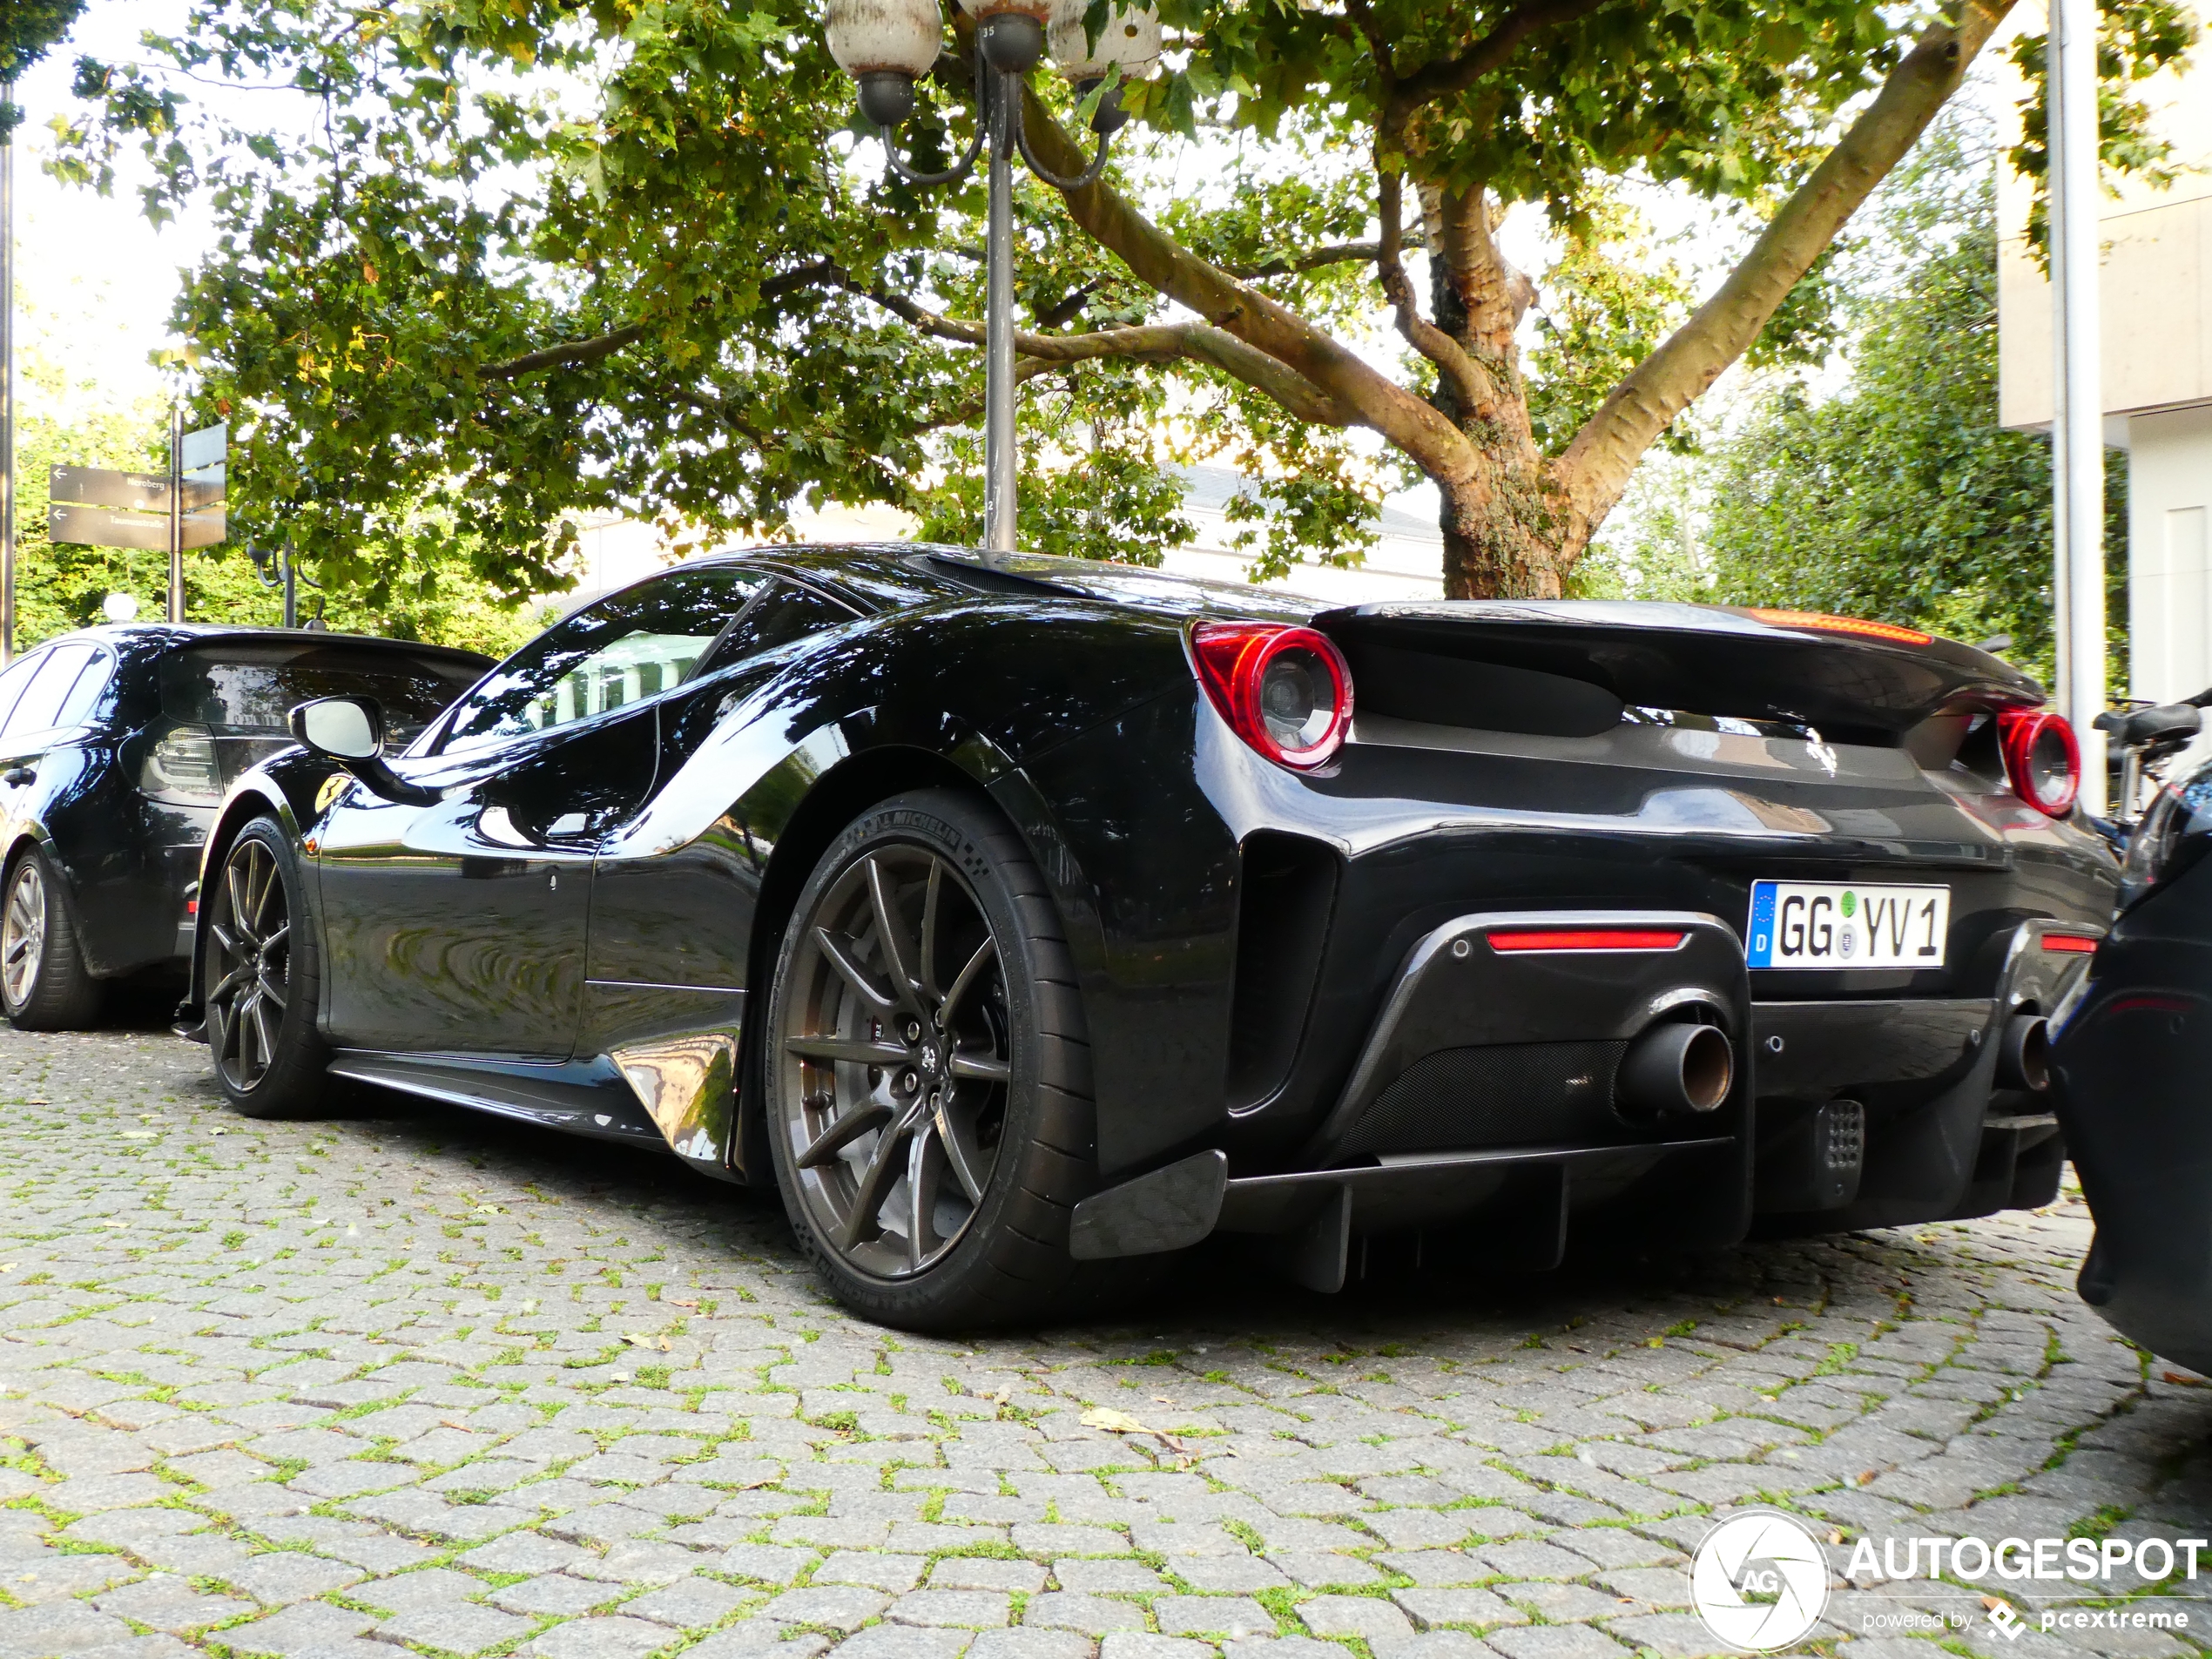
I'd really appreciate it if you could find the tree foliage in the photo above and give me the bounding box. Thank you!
[1608,114,2128,695]
[0,0,85,135]
[48,0,2195,604]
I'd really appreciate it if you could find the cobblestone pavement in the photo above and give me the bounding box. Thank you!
[0,1020,2208,1659]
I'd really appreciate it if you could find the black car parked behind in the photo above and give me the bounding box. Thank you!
[0,625,490,1030]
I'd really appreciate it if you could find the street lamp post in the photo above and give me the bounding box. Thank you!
[824,0,1159,557]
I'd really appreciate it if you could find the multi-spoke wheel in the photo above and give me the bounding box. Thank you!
[0,846,103,1031]
[205,819,327,1116]
[767,790,1096,1330]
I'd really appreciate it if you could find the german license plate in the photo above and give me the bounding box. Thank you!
[1746,880,1949,969]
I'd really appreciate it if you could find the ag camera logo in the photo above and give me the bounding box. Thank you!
[1691,1510,1831,1651]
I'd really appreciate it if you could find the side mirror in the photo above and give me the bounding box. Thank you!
[289,696,383,761]
[287,696,438,806]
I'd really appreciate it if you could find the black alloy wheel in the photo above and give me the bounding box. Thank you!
[0,845,104,1031]
[767,789,1096,1329]
[206,819,327,1117]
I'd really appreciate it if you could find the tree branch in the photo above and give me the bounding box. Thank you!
[1384,0,1614,140]
[1016,81,1474,482]
[1224,233,1429,280]
[854,281,1355,426]
[483,320,651,381]
[482,260,843,381]
[1553,0,2011,532]
[1375,165,1496,418]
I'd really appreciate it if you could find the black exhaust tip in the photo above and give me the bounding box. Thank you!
[1620,1022,1733,1115]
[1998,1012,2050,1092]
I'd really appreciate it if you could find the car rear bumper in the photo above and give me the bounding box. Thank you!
[1072,912,2098,1284]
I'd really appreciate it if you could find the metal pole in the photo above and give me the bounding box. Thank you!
[2047,15,2071,713]
[167,405,184,623]
[1,78,16,665]
[282,544,296,629]
[2054,0,2107,811]
[981,67,1017,559]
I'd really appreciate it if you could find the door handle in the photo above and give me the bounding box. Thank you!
[3,766,35,787]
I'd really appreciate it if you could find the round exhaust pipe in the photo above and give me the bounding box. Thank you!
[1997,1012,2050,1093]
[1620,1022,1734,1115]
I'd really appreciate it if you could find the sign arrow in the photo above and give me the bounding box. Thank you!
[50,504,227,551]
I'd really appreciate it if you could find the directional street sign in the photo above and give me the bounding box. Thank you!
[48,466,223,515]
[179,422,226,474]
[41,418,228,621]
[49,504,226,551]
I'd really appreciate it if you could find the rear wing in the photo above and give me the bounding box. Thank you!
[1313,601,2042,744]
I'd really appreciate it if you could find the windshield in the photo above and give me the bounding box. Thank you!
[159,643,486,745]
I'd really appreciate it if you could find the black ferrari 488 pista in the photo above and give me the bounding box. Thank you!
[185,544,2116,1329]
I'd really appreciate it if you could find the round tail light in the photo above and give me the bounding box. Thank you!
[1190,622,1352,770]
[1998,709,2081,818]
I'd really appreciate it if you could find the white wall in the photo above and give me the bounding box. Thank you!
[1995,12,2212,429]
[2128,405,2212,701]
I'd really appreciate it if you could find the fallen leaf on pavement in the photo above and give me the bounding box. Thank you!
[2162,1371,2202,1386]
[1857,1470,1877,1485]
[1081,1406,1157,1435]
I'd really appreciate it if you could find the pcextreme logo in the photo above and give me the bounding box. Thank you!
[1690,1510,1831,1651]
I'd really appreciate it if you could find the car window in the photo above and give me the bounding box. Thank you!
[160,643,484,745]
[52,650,114,729]
[438,567,765,756]
[695,578,859,677]
[3,644,99,738]
[0,653,47,738]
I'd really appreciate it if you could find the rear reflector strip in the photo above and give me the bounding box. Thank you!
[2042,934,2098,954]
[1487,929,1689,954]
[2107,994,2196,1015]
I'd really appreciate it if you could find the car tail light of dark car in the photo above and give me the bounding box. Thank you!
[139,725,224,804]
[1190,622,1353,771]
[1997,709,2081,817]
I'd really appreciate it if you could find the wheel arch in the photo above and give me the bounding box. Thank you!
[188,780,304,1011]
[0,821,90,952]
[727,732,1099,1188]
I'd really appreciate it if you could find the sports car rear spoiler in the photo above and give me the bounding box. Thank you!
[1312,601,2043,743]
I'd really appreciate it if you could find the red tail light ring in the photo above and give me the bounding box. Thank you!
[1997,709,2081,818]
[1190,622,1353,771]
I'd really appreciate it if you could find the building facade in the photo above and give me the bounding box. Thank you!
[1997,15,2212,702]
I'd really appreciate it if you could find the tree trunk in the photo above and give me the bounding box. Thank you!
[1439,463,1567,599]
[1420,185,1567,599]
